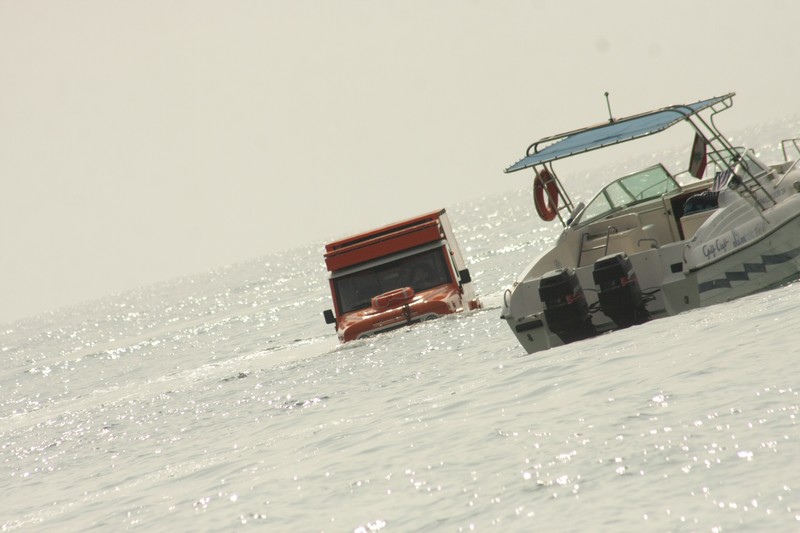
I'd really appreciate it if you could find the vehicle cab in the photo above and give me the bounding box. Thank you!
[322,209,481,342]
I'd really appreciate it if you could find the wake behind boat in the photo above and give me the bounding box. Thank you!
[501,93,800,354]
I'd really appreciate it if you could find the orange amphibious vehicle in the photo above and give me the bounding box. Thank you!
[322,209,481,342]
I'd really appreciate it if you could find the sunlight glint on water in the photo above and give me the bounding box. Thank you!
[2,121,799,531]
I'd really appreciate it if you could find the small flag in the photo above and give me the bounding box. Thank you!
[689,133,707,178]
[713,169,733,191]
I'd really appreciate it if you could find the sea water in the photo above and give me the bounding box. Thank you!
[2,121,799,531]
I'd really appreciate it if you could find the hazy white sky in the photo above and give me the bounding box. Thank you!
[2,0,799,323]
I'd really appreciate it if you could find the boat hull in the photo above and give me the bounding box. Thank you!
[693,216,800,306]
[503,201,800,355]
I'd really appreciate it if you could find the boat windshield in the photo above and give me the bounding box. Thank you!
[573,164,680,226]
[333,247,452,314]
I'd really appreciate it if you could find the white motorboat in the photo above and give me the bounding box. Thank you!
[501,93,800,354]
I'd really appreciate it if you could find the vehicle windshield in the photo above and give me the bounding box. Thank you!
[333,247,452,314]
[573,164,679,226]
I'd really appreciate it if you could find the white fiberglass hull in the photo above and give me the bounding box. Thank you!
[504,198,800,355]
[692,216,800,306]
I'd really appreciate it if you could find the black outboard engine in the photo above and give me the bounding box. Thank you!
[592,253,650,328]
[538,268,595,343]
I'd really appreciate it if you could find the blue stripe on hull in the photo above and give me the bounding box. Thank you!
[698,245,800,294]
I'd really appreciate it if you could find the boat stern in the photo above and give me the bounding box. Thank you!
[501,278,560,354]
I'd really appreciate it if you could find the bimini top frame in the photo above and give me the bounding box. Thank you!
[505,93,735,173]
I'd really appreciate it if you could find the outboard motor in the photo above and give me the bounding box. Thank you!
[592,253,650,328]
[538,268,595,343]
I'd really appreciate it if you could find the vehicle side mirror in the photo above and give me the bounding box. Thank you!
[323,309,336,324]
[458,269,472,284]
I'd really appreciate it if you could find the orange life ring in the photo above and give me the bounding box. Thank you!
[533,168,559,221]
[371,287,415,310]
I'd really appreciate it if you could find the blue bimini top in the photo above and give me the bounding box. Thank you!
[505,94,733,173]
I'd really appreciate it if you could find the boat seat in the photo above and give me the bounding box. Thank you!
[682,170,733,217]
[579,214,658,264]
[581,213,642,239]
[683,190,719,215]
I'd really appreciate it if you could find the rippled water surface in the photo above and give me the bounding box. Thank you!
[2,121,800,531]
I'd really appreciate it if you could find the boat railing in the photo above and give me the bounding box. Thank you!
[732,149,778,211]
[780,138,800,162]
[690,101,778,212]
[706,146,777,211]
[775,139,800,183]
[577,226,618,267]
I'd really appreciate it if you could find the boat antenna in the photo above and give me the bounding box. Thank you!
[604,91,614,123]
